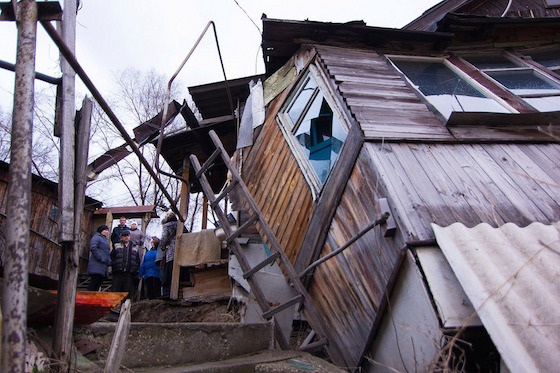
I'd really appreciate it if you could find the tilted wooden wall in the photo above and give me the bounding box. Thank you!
[239,92,314,264]
[307,152,403,368]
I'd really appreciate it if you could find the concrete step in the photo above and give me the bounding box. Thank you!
[74,321,275,370]
[133,350,348,373]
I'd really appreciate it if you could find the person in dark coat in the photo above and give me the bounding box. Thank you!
[111,229,141,299]
[160,212,179,299]
[139,236,161,299]
[110,216,129,247]
[86,225,111,291]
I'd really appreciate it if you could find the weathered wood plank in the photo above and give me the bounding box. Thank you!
[363,143,429,241]
[446,144,529,224]
[470,144,554,222]
[425,145,504,225]
[492,144,560,220]
[332,72,407,86]
[524,144,560,189]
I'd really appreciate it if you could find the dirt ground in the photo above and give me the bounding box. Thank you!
[127,297,241,323]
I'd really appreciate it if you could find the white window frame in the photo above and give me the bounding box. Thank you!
[277,63,351,199]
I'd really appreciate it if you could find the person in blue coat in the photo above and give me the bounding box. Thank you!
[139,236,161,299]
[86,225,111,291]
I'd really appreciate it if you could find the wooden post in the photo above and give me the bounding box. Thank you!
[57,0,76,242]
[170,158,190,300]
[202,196,208,229]
[104,299,131,373]
[52,1,77,367]
[53,97,92,367]
[1,1,37,371]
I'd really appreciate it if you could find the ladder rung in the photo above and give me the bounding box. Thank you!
[195,148,221,178]
[243,252,280,279]
[262,294,303,320]
[226,214,259,243]
[211,179,239,209]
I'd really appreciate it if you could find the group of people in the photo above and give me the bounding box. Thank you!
[86,212,180,300]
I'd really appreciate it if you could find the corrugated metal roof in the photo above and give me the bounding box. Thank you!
[432,221,560,372]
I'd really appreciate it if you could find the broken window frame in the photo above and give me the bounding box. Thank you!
[387,55,514,120]
[277,63,350,199]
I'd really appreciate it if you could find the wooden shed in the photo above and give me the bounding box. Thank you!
[0,161,102,283]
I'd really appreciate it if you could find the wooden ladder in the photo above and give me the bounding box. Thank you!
[190,130,344,361]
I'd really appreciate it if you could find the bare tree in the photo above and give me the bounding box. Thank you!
[87,68,202,226]
[0,87,60,180]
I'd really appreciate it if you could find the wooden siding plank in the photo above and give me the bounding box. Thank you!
[391,144,466,226]
[339,82,417,98]
[363,143,429,241]
[495,144,560,219]
[471,144,557,222]
[412,145,484,225]
[446,144,534,225]
[448,124,560,142]
[276,169,312,251]
[425,145,507,226]
[306,156,402,368]
[331,72,408,86]
[524,144,560,189]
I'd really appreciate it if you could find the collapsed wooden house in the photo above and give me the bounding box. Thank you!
[158,0,560,371]
[0,161,102,282]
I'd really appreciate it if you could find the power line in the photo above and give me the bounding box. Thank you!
[232,0,261,35]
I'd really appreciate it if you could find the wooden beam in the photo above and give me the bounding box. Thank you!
[293,123,363,278]
[104,299,131,372]
[53,96,92,367]
[170,158,191,300]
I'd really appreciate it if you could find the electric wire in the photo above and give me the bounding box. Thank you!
[232,0,262,34]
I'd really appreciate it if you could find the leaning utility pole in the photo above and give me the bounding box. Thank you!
[1,0,37,371]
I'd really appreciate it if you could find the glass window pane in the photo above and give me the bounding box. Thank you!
[287,76,318,124]
[463,54,519,69]
[293,91,346,184]
[527,50,560,68]
[486,70,560,95]
[392,60,509,118]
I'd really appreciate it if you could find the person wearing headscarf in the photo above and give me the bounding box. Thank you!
[129,220,145,248]
[86,225,111,291]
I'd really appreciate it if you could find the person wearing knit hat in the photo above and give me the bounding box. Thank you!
[86,225,111,291]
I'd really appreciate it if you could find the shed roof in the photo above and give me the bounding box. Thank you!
[94,205,158,218]
[261,17,452,77]
[189,74,264,119]
[432,221,560,372]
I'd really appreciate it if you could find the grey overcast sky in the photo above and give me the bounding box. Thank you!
[0,0,441,112]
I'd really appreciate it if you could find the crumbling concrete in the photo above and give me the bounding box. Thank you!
[74,321,274,369]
